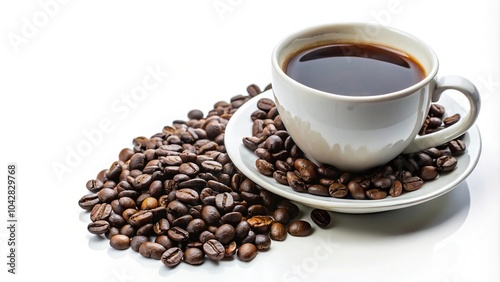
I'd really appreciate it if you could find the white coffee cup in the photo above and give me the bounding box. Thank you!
[271,22,481,171]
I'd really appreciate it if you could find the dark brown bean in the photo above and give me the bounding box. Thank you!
[183,247,204,265]
[310,209,331,228]
[270,222,287,241]
[161,247,183,267]
[287,220,312,237]
[203,239,225,261]
[110,234,130,250]
[139,242,166,260]
[237,243,258,262]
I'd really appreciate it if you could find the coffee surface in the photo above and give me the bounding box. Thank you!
[284,43,425,96]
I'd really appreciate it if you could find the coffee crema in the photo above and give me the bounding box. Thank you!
[284,43,425,96]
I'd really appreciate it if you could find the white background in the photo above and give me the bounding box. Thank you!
[1,1,499,281]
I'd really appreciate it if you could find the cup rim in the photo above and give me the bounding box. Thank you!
[271,22,439,102]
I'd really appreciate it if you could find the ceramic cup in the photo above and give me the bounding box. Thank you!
[271,22,481,171]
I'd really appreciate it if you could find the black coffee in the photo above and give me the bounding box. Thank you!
[284,43,425,96]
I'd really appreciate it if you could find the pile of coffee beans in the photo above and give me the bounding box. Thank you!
[243,97,466,200]
[78,84,320,268]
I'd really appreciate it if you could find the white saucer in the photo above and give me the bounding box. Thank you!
[225,90,482,214]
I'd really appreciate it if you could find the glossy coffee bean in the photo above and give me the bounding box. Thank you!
[183,247,204,265]
[161,247,183,267]
[110,234,130,250]
[203,239,225,261]
[287,220,312,237]
[310,209,331,228]
[237,243,257,262]
[139,242,166,260]
[130,235,149,252]
[270,222,287,241]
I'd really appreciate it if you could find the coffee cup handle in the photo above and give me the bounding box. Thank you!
[403,75,481,153]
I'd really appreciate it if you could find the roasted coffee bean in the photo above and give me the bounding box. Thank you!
[133,174,153,190]
[130,235,149,252]
[257,98,275,111]
[183,247,204,265]
[269,222,287,241]
[79,194,100,210]
[110,234,130,250]
[171,214,193,228]
[449,139,466,155]
[247,84,261,97]
[97,188,117,203]
[237,243,258,262]
[373,177,392,189]
[389,180,403,197]
[247,204,267,217]
[199,230,216,244]
[167,226,190,242]
[436,155,458,171]
[108,213,126,228]
[443,113,461,126]
[294,158,318,182]
[140,197,158,210]
[287,171,307,193]
[347,181,365,200]
[186,218,206,237]
[201,205,221,226]
[86,179,103,193]
[207,180,232,193]
[276,200,299,219]
[429,103,445,117]
[128,210,153,227]
[175,188,199,205]
[120,224,136,237]
[139,242,166,260]
[155,235,175,249]
[273,208,291,225]
[201,160,223,173]
[235,221,251,239]
[203,239,225,261]
[420,166,438,180]
[254,234,271,250]
[129,153,146,171]
[247,216,273,233]
[329,182,348,198]
[88,220,110,235]
[307,184,330,196]
[221,212,243,225]
[225,241,237,257]
[90,203,112,221]
[167,200,188,216]
[119,197,137,209]
[215,192,235,212]
[136,223,154,236]
[287,220,312,237]
[255,159,275,176]
[153,218,170,235]
[264,135,284,153]
[402,176,424,191]
[105,227,120,239]
[178,162,200,177]
[161,247,183,267]
[215,224,236,244]
[366,188,388,200]
[310,209,331,228]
